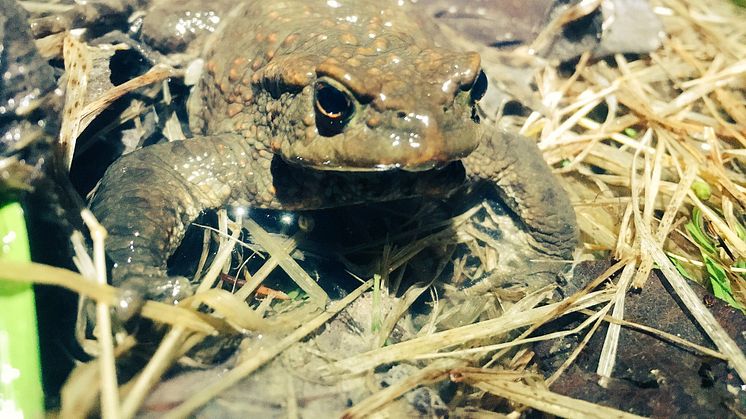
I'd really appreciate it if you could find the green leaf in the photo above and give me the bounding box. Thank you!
[736,259,746,280]
[372,274,382,332]
[671,257,696,281]
[286,289,305,301]
[685,208,716,255]
[734,218,746,242]
[623,127,639,138]
[704,255,744,311]
[0,201,44,416]
[691,180,712,201]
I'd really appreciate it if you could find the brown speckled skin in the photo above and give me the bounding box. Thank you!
[91,0,577,291]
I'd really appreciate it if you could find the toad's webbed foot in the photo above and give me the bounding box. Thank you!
[464,127,578,258]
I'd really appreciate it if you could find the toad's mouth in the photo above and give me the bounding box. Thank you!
[278,126,480,174]
[271,157,467,210]
[300,159,454,173]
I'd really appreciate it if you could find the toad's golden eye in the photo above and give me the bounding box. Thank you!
[469,70,488,102]
[314,81,354,136]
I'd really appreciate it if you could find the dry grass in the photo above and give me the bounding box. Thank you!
[529,0,746,397]
[4,0,745,417]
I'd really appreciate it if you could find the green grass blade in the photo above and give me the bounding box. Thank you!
[0,201,44,417]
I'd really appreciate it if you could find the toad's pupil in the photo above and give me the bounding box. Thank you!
[315,82,352,119]
[470,70,488,102]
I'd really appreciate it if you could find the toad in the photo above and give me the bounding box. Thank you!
[90,0,578,300]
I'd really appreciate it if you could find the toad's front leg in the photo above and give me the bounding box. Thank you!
[464,127,578,259]
[90,134,269,300]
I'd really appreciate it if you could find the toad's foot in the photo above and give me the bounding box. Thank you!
[112,264,192,319]
[464,127,578,259]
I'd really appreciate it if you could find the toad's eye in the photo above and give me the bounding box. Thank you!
[469,70,488,102]
[315,81,354,136]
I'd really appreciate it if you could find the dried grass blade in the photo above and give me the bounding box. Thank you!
[596,261,636,381]
[678,59,746,89]
[539,97,602,148]
[34,32,64,59]
[656,67,743,118]
[193,219,241,295]
[469,379,645,419]
[138,303,222,334]
[61,338,136,419]
[376,282,431,348]
[704,127,746,207]
[244,218,328,307]
[614,202,634,259]
[712,88,746,129]
[576,210,621,251]
[577,117,655,154]
[584,309,727,360]
[547,301,613,386]
[334,290,615,375]
[0,260,220,334]
[180,288,268,332]
[78,64,174,134]
[59,33,90,170]
[413,303,602,361]
[642,137,664,226]
[234,233,300,301]
[632,161,698,288]
[119,326,201,419]
[80,210,120,418]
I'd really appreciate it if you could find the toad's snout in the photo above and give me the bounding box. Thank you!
[380,108,479,172]
[383,110,445,170]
